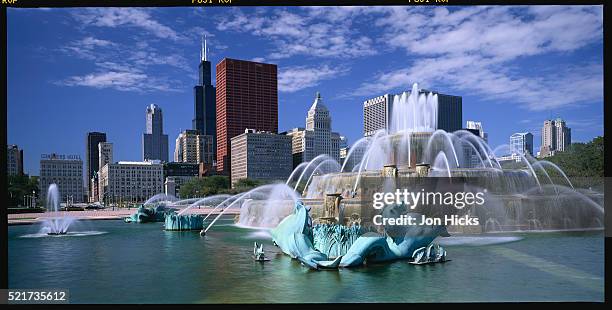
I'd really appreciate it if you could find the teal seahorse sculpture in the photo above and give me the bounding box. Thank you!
[271,201,450,269]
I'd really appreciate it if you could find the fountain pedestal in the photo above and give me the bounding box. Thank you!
[322,193,343,225]
[164,213,204,231]
[415,163,431,177]
[47,231,67,236]
[382,165,398,178]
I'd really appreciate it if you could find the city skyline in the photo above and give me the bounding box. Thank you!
[7,6,603,175]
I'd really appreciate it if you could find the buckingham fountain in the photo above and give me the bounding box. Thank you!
[223,83,603,269]
[128,83,603,269]
[11,84,603,302]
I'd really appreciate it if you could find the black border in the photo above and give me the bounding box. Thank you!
[1,3,8,294]
[0,0,608,307]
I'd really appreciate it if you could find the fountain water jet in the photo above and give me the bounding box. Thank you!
[286,162,310,185]
[202,183,298,234]
[177,194,231,216]
[293,154,336,192]
[533,160,574,189]
[303,159,341,194]
[40,184,75,235]
[431,152,452,178]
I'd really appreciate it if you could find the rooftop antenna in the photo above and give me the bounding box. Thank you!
[201,34,207,62]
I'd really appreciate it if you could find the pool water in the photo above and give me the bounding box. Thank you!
[8,217,604,303]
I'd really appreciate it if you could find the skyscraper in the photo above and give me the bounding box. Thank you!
[539,118,571,157]
[554,118,571,152]
[143,104,169,162]
[230,129,293,186]
[510,132,534,156]
[86,132,106,199]
[193,35,217,159]
[363,89,462,137]
[466,120,488,142]
[540,119,556,157]
[427,89,463,133]
[286,92,343,166]
[98,160,163,204]
[40,153,84,203]
[98,142,113,171]
[7,145,24,176]
[174,129,214,165]
[163,162,200,198]
[216,58,278,175]
[90,141,114,202]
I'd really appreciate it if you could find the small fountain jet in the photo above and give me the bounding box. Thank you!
[43,184,75,236]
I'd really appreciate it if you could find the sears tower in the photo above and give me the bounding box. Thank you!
[193,35,216,160]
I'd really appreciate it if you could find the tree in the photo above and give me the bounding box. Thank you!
[499,136,603,190]
[8,175,39,207]
[233,178,263,188]
[544,136,603,189]
[178,176,271,198]
[230,178,269,194]
[178,176,231,198]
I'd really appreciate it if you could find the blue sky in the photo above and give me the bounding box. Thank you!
[7,6,604,176]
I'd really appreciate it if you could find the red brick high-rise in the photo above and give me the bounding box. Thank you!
[216,58,278,175]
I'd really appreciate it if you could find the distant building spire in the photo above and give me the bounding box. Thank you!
[200,34,208,62]
[201,35,205,62]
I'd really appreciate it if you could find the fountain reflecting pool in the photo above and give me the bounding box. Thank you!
[8,219,604,302]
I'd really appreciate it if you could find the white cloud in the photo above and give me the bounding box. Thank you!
[354,6,603,111]
[217,8,377,59]
[73,8,184,41]
[57,35,191,93]
[359,57,602,111]
[128,49,191,72]
[61,71,147,91]
[54,6,602,105]
[56,9,208,93]
[59,69,183,93]
[81,36,114,48]
[60,36,116,60]
[380,6,602,61]
[566,115,604,132]
[278,65,348,93]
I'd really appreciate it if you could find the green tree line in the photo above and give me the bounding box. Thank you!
[178,176,270,198]
[8,174,39,207]
[545,136,603,189]
[501,136,603,190]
